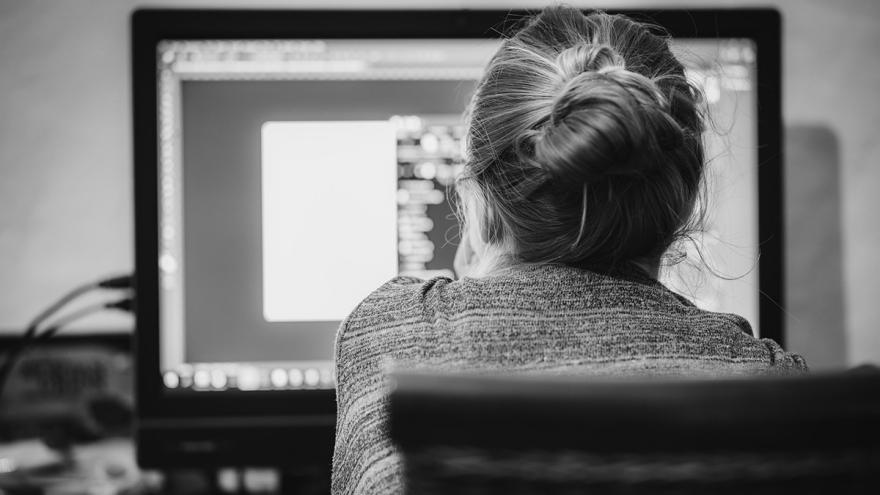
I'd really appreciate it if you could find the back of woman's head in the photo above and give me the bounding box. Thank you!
[461,5,705,272]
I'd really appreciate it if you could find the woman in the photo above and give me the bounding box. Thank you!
[332,6,806,494]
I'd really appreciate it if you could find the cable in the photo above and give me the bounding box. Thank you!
[16,274,132,346]
[97,275,134,290]
[20,280,102,344]
[35,297,134,342]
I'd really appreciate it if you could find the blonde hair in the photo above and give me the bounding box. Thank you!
[458,6,706,274]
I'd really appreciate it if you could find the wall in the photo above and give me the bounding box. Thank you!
[0,0,877,369]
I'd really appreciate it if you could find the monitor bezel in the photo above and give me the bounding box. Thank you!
[132,6,783,460]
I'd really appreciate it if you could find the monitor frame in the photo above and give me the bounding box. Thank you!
[132,8,783,468]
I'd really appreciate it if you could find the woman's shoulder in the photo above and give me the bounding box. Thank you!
[340,275,452,331]
[649,303,809,374]
[754,335,810,374]
[334,275,456,366]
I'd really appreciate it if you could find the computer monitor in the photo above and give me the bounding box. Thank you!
[132,9,782,469]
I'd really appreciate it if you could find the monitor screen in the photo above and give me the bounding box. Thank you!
[154,36,760,395]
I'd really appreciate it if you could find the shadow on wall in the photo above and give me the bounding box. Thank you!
[785,124,846,370]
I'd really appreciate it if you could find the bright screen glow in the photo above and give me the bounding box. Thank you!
[261,121,398,322]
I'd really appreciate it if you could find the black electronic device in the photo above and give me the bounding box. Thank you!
[131,8,783,471]
[389,370,880,492]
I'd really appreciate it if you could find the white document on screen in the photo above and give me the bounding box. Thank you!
[261,121,398,322]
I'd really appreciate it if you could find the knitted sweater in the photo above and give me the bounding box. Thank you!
[331,264,807,495]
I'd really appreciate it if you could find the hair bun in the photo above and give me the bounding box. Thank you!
[533,46,684,188]
[556,43,624,75]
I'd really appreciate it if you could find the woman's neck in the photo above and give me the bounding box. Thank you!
[470,250,661,281]
[633,258,661,279]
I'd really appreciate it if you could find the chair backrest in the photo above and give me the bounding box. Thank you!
[389,369,880,494]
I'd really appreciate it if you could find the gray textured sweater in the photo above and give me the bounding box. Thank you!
[331,264,807,495]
